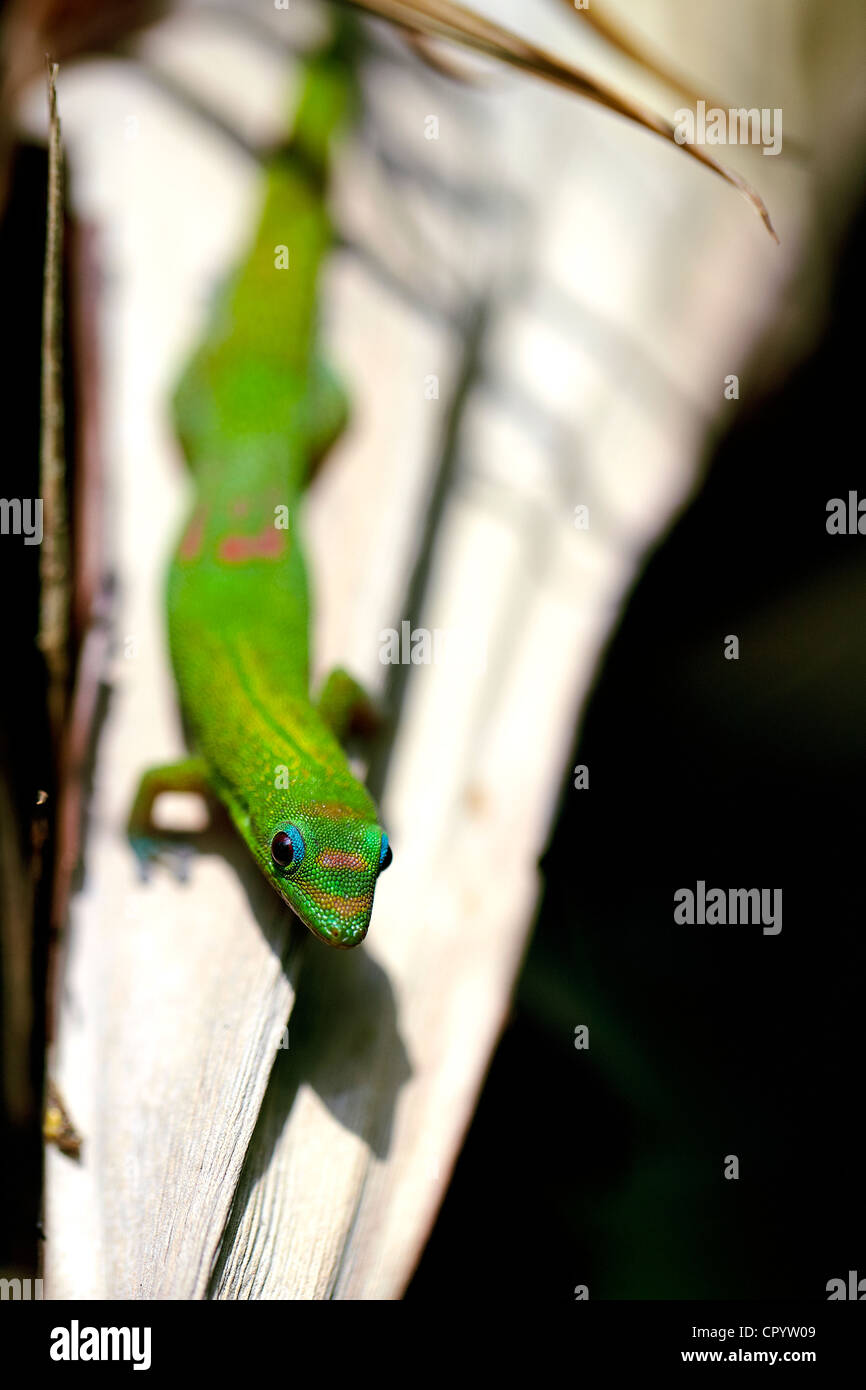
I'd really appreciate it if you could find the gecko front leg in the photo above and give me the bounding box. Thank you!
[127,755,211,881]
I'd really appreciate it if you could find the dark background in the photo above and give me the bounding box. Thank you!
[410,183,866,1300]
[0,144,55,1273]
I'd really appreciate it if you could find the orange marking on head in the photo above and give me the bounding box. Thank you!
[317,849,366,872]
[311,803,357,821]
[303,885,372,920]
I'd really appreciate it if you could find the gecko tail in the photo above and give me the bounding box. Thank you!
[282,23,359,183]
[169,20,358,472]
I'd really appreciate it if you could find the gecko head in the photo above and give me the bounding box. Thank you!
[262,806,392,949]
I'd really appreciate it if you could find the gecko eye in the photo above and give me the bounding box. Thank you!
[271,826,305,869]
[379,834,392,873]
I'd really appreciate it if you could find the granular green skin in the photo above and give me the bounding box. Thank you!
[160,47,387,948]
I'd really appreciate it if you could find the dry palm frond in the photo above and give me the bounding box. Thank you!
[344,0,778,239]
[563,0,742,118]
[561,0,807,161]
[400,27,487,83]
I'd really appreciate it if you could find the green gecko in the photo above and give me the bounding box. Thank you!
[128,27,392,949]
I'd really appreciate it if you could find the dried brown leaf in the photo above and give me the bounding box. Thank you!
[560,0,807,162]
[345,0,778,239]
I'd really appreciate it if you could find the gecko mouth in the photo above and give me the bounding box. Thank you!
[283,880,374,948]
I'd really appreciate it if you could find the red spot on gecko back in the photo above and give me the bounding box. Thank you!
[219,523,286,564]
[179,505,208,561]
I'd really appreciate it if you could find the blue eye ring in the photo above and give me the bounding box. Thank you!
[271,825,305,871]
[379,833,392,873]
